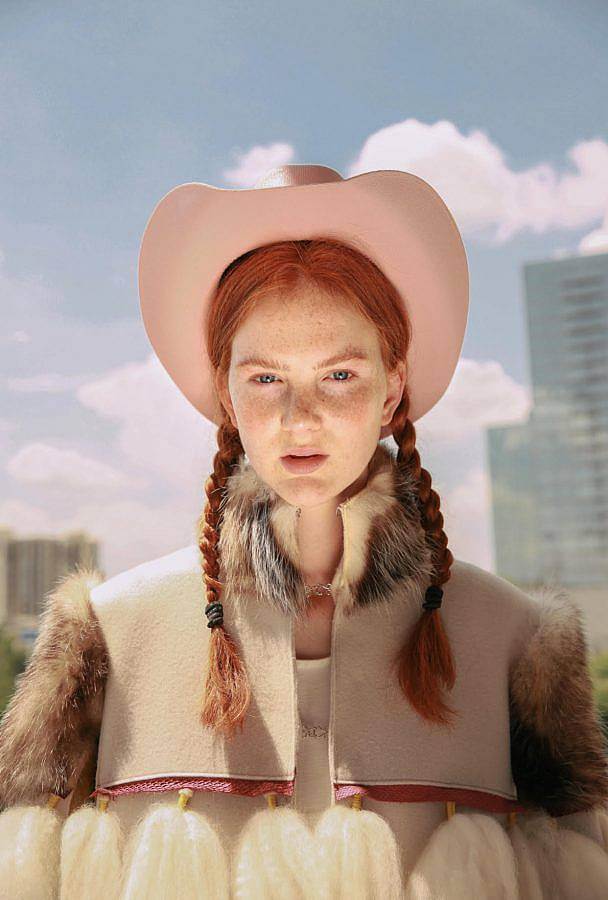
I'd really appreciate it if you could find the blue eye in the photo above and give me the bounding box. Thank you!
[332,370,352,381]
[252,370,354,384]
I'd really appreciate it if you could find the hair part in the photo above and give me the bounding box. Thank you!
[199,238,456,737]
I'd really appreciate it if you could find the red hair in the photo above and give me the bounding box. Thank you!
[199,238,457,738]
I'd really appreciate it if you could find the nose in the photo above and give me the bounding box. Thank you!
[281,387,322,431]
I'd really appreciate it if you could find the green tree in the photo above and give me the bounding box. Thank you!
[591,651,608,743]
[0,626,27,718]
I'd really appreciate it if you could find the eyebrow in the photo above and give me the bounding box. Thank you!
[235,346,372,371]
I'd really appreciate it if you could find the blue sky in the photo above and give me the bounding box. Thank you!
[1,0,607,576]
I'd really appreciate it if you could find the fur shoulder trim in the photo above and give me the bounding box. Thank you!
[216,442,434,617]
[0,567,108,809]
[509,583,608,816]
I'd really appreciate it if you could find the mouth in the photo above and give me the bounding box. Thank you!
[281,449,325,458]
[280,453,328,473]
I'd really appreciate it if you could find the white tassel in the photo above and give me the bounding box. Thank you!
[404,805,518,899]
[0,794,63,900]
[554,826,608,898]
[119,787,229,899]
[505,814,543,900]
[233,792,323,899]
[313,792,404,900]
[60,795,123,899]
[518,811,608,898]
[515,813,561,894]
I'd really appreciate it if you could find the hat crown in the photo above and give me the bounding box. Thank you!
[254,164,344,190]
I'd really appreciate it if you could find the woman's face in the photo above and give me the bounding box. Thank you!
[217,285,405,510]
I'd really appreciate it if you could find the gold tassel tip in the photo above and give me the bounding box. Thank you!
[0,803,63,898]
[178,787,194,810]
[96,794,110,813]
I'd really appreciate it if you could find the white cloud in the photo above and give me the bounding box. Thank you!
[441,466,494,571]
[578,207,608,255]
[66,496,198,574]
[222,124,608,248]
[1,353,219,573]
[223,142,295,188]
[345,119,608,244]
[0,498,55,536]
[75,353,216,490]
[6,442,143,490]
[416,356,531,445]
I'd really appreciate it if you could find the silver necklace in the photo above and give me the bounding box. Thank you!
[304,582,333,598]
[295,506,335,598]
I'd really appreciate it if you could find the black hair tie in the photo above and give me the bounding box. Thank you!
[422,584,443,611]
[205,600,224,628]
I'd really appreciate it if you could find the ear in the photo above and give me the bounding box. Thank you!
[215,371,238,429]
[381,360,407,428]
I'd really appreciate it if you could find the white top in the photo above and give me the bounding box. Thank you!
[293,655,333,826]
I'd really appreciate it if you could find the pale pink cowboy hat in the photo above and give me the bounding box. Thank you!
[138,164,469,437]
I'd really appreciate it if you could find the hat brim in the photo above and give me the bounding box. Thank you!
[138,169,469,436]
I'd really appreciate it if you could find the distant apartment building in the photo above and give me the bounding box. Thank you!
[487,250,608,646]
[0,528,102,650]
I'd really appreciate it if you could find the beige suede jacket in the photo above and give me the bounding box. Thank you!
[1,442,607,898]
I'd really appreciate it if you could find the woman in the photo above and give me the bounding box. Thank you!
[1,164,608,899]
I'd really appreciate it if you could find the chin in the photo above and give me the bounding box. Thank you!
[278,478,333,506]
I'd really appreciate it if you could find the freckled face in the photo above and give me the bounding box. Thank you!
[217,286,405,510]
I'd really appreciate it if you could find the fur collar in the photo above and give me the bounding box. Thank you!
[214,441,435,618]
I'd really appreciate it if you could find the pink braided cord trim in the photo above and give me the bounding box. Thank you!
[91,775,295,800]
[91,776,526,814]
[334,783,527,813]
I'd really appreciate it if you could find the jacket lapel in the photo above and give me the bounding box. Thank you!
[211,442,535,813]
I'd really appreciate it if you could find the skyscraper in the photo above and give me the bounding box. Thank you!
[488,250,608,589]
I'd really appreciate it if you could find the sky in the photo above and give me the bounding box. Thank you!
[1,0,607,577]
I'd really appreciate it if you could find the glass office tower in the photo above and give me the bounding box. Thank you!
[488,250,608,588]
